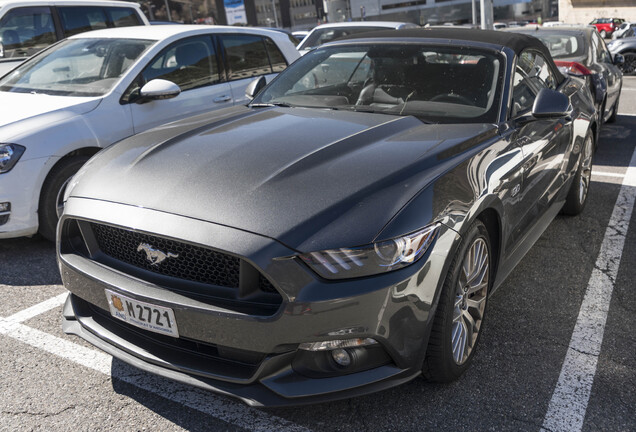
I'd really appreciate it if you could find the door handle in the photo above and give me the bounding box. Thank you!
[214,95,231,103]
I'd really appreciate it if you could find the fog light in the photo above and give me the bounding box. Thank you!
[331,348,351,367]
[0,202,9,212]
[299,338,378,351]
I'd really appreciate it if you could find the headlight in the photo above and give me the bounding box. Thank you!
[299,223,439,279]
[0,144,25,173]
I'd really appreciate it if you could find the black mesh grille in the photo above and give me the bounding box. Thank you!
[90,223,241,288]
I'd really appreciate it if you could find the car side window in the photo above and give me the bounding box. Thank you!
[517,50,557,90]
[0,7,56,58]
[593,33,612,63]
[141,36,221,92]
[221,35,273,81]
[264,37,288,73]
[105,7,142,27]
[59,6,108,37]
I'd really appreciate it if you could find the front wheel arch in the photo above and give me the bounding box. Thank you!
[37,148,101,241]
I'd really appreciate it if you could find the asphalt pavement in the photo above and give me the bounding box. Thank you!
[1,77,635,432]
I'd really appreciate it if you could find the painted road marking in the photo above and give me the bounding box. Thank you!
[0,295,309,432]
[4,292,67,323]
[542,142,636,431]
[591,171,625,178]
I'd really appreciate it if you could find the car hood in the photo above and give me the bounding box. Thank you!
[0,92,101,138]
[70,106,497,252]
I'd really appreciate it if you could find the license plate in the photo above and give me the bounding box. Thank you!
[105,290,179,338]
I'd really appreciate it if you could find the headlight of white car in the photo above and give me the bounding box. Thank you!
[0,144,25,173]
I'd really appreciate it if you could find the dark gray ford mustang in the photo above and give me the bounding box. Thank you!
[58,28,597,406]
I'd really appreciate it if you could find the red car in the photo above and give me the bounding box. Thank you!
[590,18,624,38]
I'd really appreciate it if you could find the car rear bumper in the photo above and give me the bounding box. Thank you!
[58,197,457,405]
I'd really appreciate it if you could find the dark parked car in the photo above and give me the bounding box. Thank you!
[589,18,624,38]
[608,36,636,75]
[59,28,597,406]
[507,26,623,126]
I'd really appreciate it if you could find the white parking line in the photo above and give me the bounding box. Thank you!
[591,171,625,178]
[0,295,309,432]
[542,145,636,431]
[4,292,67,323]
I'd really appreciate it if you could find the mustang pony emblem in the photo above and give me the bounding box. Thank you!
[137,243,179,266]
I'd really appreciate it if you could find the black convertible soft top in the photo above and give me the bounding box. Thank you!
[340,27,547,54]
[337,27,565,83]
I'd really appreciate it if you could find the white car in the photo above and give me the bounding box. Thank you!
[0,25,300,240]
[0,0,150,76]
[296,21,418,55]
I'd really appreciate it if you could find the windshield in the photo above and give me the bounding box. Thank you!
[253,44,504,124]
[0,38,155,97]
[298,27,393,50]
[533,33,586,59]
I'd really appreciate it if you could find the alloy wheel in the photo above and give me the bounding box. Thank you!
[452,237,489,365]
[622,53,636,75]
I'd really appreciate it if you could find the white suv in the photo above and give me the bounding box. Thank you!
[0,0,149,75]
[0,25,300,240]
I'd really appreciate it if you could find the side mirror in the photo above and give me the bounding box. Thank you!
[245,76,266,100]
[532,88,570,119]
[138,79,181,102]
[614,54,625,65]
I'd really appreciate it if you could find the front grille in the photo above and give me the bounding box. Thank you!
[91,223,241,288]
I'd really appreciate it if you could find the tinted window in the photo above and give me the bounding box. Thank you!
[142,36,220,91]
[222,35,272,81]
[517,51,557,90]
[533,33,586,59]
[59,6,108,37]
[264,37,287,73]
[106,7,141,27]
[592,33,612,63]
[0,7,56,58]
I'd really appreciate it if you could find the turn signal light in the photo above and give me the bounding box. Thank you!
[554,61,593,76]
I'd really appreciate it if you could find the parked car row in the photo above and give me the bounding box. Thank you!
[0,12,623,406]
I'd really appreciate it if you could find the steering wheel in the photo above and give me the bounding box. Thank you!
[430,93,473,105]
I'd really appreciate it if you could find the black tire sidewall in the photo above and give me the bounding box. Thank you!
[424,220,492,382]
[562,131,593,216]
[38,156,89,242]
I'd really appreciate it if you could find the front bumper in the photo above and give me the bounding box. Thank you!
[58,197,458,406]
[0,156,54,239]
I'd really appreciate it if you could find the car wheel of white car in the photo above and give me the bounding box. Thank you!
[38,156,90,242]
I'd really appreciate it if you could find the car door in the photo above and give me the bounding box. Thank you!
[218,34,282,106]
[506,50,571,250]
[592,32,622,118]
[126,35,233,134]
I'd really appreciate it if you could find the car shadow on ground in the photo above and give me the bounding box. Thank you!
[0,236,61,286]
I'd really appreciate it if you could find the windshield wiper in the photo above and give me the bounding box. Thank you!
[250,102,293,108]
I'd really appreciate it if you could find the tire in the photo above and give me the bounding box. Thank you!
[562,131,594,216]
[600,29,607,38]
[607,84,621,124]
[620,52,636,75]
[38,156,89,242]
[423,220,492,382]
[607,99,618,123]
